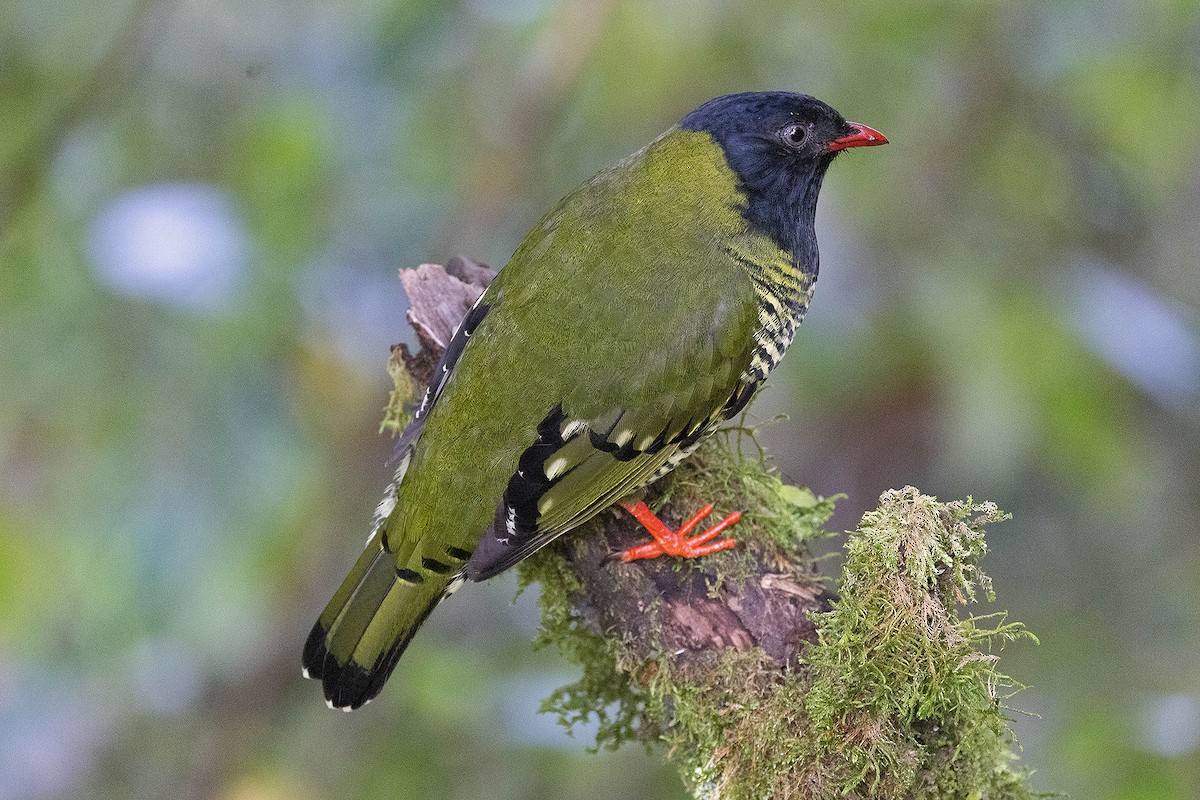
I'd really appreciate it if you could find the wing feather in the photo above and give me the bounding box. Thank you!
[464,363,755,582]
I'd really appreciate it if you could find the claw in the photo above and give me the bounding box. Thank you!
[617,500,741,562]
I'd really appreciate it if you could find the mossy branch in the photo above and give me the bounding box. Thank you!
[388,261,1040,800]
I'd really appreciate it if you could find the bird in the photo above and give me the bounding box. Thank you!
[303,91,887,710]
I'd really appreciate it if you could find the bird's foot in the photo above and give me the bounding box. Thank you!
[618,500,740,562]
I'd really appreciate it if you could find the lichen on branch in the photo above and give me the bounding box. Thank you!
[801,488,1037,798]
[390,260,1039,800]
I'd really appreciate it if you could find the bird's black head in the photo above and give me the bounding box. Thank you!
[680,92,886,271]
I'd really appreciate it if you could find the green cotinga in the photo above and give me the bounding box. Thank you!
[304,91,887,709]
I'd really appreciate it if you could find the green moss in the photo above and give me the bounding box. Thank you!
[517,545,650,751]
[379,348,415,437]
[803,487,1037,798]
[522,439,1039,800]
[666,431,840,556]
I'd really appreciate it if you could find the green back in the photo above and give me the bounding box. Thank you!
[386,128,786,573]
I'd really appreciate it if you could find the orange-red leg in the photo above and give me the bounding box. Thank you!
[618,500,741,562]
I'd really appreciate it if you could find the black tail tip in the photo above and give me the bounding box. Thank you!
[301,620,406,711]
[324,662,379,711]
[301,621,330,681]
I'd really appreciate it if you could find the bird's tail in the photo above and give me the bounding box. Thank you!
[302,533,461,710]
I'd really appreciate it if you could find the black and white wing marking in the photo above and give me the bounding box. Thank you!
[394,292,491,458]
[464,373,762,582]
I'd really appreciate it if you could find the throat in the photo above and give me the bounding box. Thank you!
[740,166,826,282]
[725,156,833,375]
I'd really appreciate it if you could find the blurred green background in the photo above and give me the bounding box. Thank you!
[2,1,1199,798]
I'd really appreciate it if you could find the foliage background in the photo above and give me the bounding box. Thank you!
[2,1,1199,798]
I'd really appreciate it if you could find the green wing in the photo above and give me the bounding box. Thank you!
[465,329,760,579]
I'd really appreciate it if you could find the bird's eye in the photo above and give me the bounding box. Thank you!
[778,123,809,149]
